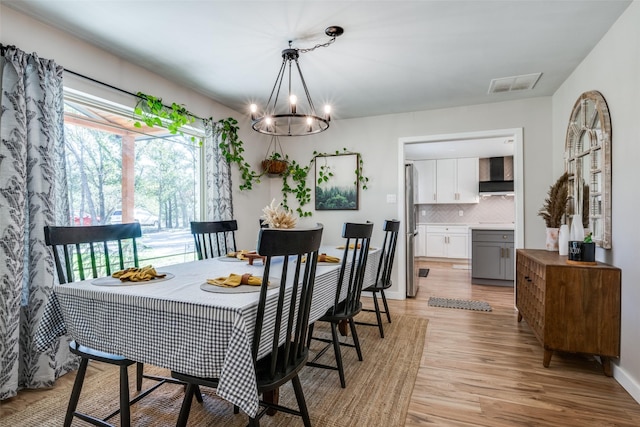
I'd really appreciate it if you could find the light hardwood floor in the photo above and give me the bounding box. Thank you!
[398,260,640,426]
[2,260,640,426]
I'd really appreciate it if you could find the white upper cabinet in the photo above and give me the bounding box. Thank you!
[414,158,478,204]
[414,160,436,203]
[455,157,480,203]
[435,159,457,203]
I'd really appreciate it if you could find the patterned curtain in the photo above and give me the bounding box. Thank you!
[203,118,234,221]
[0,46,75,400]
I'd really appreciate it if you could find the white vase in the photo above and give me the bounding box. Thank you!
[558,224,569,256]
[545,227,559,251]
[570,215,584,242]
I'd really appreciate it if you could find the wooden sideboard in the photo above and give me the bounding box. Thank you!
[515,249,621,376]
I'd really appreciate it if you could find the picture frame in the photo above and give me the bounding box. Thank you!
[315,153,359,211]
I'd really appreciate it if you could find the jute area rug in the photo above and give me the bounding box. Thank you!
[6,313,427,426]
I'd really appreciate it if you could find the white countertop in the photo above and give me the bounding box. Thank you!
[468,223,515,230]
[417,222,514,230]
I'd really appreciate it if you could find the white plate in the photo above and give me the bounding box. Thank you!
[216,256,246,263]
[298,259,341,266]
[92,272,174,286]
[200,278,280,294]
[335,246,377,251]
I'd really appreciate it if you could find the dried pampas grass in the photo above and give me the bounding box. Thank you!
[261,199,297,229]
[538,172,569,228]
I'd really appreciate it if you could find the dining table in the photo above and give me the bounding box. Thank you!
[35,244,381,418]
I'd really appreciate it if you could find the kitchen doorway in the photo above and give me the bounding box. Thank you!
[395,128,524,298]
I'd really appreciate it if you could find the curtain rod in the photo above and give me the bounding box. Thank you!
[64,68,139,98]
[1,44,204,121]
[64,68,204,121]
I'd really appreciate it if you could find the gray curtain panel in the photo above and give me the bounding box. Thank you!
[0,46,75,400]
[204,118,234,221]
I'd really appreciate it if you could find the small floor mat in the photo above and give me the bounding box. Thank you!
[428,297,492,312]
[419,268,430,277]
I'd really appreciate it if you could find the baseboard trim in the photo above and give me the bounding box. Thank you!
[471,277,514,287]
[613,363,640,404]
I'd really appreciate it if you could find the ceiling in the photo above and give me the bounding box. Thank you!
[4,1,631,124]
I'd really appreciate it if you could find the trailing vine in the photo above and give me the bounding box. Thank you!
[133,92,201,143]
[217,117,261,191]
[281,149,369,217]
[280,156,312,216]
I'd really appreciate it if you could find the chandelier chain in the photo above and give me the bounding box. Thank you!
[297,36,337,54]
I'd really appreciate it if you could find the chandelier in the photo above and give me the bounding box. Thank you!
[250,26,344,136]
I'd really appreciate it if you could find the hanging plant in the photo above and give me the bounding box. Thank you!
[133,92,201,143]
[262,153,289,176]
[261,136,288,176]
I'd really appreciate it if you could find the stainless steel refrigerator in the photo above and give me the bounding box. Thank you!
[405,163,419,297]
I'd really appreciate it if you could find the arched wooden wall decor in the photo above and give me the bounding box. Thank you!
[564,90,612,249]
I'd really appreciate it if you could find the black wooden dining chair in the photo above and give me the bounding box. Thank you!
[190,220,238,259]
[355,219,400,338]
[172,224,324,427]
[306,222,373,388]
[45,223,194,427]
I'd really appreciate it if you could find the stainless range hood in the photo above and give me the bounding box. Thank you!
[479,156,514,194]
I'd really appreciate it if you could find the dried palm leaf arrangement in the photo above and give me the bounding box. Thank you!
[261,199,297,229]
[538,172,569,228]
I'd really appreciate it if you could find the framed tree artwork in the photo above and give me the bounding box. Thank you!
[315,153,359,210]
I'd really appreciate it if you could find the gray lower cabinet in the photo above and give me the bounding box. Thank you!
[471,229,514,285]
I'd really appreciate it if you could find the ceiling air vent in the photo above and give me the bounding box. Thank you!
[488,72,542,94]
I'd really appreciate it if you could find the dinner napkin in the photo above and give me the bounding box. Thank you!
[301,253,340,263]
[206,273,263,288]
[112,265,166,282]
[336,243,361,250]
[227,250,250,260]
[318,253,340,263]
[336,243,375,250]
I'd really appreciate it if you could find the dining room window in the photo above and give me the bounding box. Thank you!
[62,89,203,265]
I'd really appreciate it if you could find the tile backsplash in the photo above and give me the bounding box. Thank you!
[416,196,515,224]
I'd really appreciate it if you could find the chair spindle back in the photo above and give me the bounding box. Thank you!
[376,220,400,288]
[253,224,323,379]
[333,222,374,315]
[44,223,142,284]
[190,220,238,259]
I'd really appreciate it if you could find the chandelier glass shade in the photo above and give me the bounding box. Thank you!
[250,26,343,137]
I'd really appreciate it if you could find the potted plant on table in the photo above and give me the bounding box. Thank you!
[538,172,569,251]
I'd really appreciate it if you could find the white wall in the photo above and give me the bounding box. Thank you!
[279,97,552,299]
[551,1,640,402]
[1,5,271,248]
